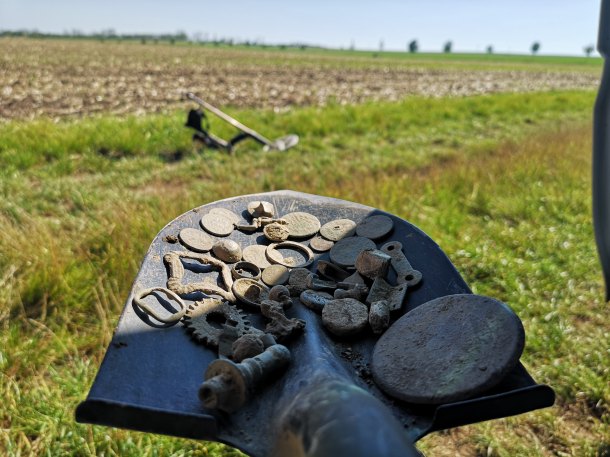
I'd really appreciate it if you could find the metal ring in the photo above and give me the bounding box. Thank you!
[266,241,314,268]
[133,287,186,324]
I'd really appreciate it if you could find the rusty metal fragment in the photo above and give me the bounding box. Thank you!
[337,271,367,288]
[178,227,214,253]
[260,299,306,342]
[232,334,265,362]
[333,284,369,301]
[329,236,376,268]
[164,251,235,301]
[305,273,337,292]
[355,249,392,280]
[369,300,390,335]
[319,218,357,241]
[199,344,291,413]
[356,215,394,240]
[287,267,311,296]
[321,298,369,337]
[212,239,242,263]
[366,277,408,312]
[268,284,292,308]
[247,200,275,218]
[380,241,422,287]
[316,260,351,282]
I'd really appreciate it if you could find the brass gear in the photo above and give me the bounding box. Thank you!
[183,298,260,348]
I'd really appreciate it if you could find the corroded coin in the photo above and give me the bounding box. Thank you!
[200,212,234,237]
[178,227,213,252]
[261,264,290,287]
[263,222,290,242]
[329,236,376,267]
[282,212,321,239]
[309,235,334,252]
[209,207,241,225]
[356,215,394,240]
[242,244,272,269]
[371,294,525,405]
[320,218,357,241]
[321,298,369,337]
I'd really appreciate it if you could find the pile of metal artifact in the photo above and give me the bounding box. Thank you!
[132,199,525,414]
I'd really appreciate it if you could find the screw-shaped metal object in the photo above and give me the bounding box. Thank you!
[199,344,291,413]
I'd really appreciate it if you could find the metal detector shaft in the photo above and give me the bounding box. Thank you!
[186,92,273,147]
[594,0,610,301]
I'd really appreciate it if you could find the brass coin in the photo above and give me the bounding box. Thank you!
[329,236,376,268]
[282,212,321,239]
[261,264,290,286]
[242,244,272,270]
[309,235,334,252]
[356,215,394,240]
[178,227,213,252]
[320,218,357,241]
[200,212,234,237]
[263,222,290,242]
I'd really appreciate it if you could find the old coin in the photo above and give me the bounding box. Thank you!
[178,227,214,253]
[309,235,334,252]
[371,294,525,405]
[320,218,357,241]
[356,215,394,240]
[282,212,321,239]
[261,264,290,287]
[212,239,242,263]
[209,207,241,225]
[321,298,369,337]
[247,200,275,218]
[263,222,290,242]
[201,212,234,237]
[329,236,376,268]
[242,244,272,270]
[266,241,314,268]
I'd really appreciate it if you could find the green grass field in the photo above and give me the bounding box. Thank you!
[0,41,608,456]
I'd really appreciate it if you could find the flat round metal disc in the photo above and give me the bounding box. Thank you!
[309,235,334,252]
[319,218,357,241]
[178,228,213,252]
[329,236,376,267]
[356,215,394,240]
[200,213,234,237]
[242,244,272,270]
[209,207,240,225]
[282,212,321,239]
[371,294,525,405]
[261,264,290,286]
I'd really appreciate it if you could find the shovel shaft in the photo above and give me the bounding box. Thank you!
[594,0,610,301]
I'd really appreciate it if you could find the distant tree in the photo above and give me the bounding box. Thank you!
[486,45,493,54]
[408,40,418,53]
[584,44,595,57]
[443,40,453,53]
[531,41,541,55]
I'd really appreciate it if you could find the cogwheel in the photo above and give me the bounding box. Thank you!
[183,298,259,348]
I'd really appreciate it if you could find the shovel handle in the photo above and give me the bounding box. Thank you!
[594,0,610,301]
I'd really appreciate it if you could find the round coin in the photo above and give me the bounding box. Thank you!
[242,244,272,270]
[320,218,357,241]
[263,222,290,242]
[309,235,334,252]
[356,215,394,240]
[329,236,376,268]
[261,264,290,287]
[200,212,234,237]
[178,227,213,252]
[371,294,525,405]
[209,207,241,225]
[282,212,321,239]
[321,298,369,337]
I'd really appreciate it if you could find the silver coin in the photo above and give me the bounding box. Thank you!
[282,212,321,239]
[242,244,272,270]
[320,218,357,241]
[178,227,213,252]
[200,212,234,237]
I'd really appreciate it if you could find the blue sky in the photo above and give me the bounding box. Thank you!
[0,0,602,55]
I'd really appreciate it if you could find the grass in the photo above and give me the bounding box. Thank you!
[0,89,608,456]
